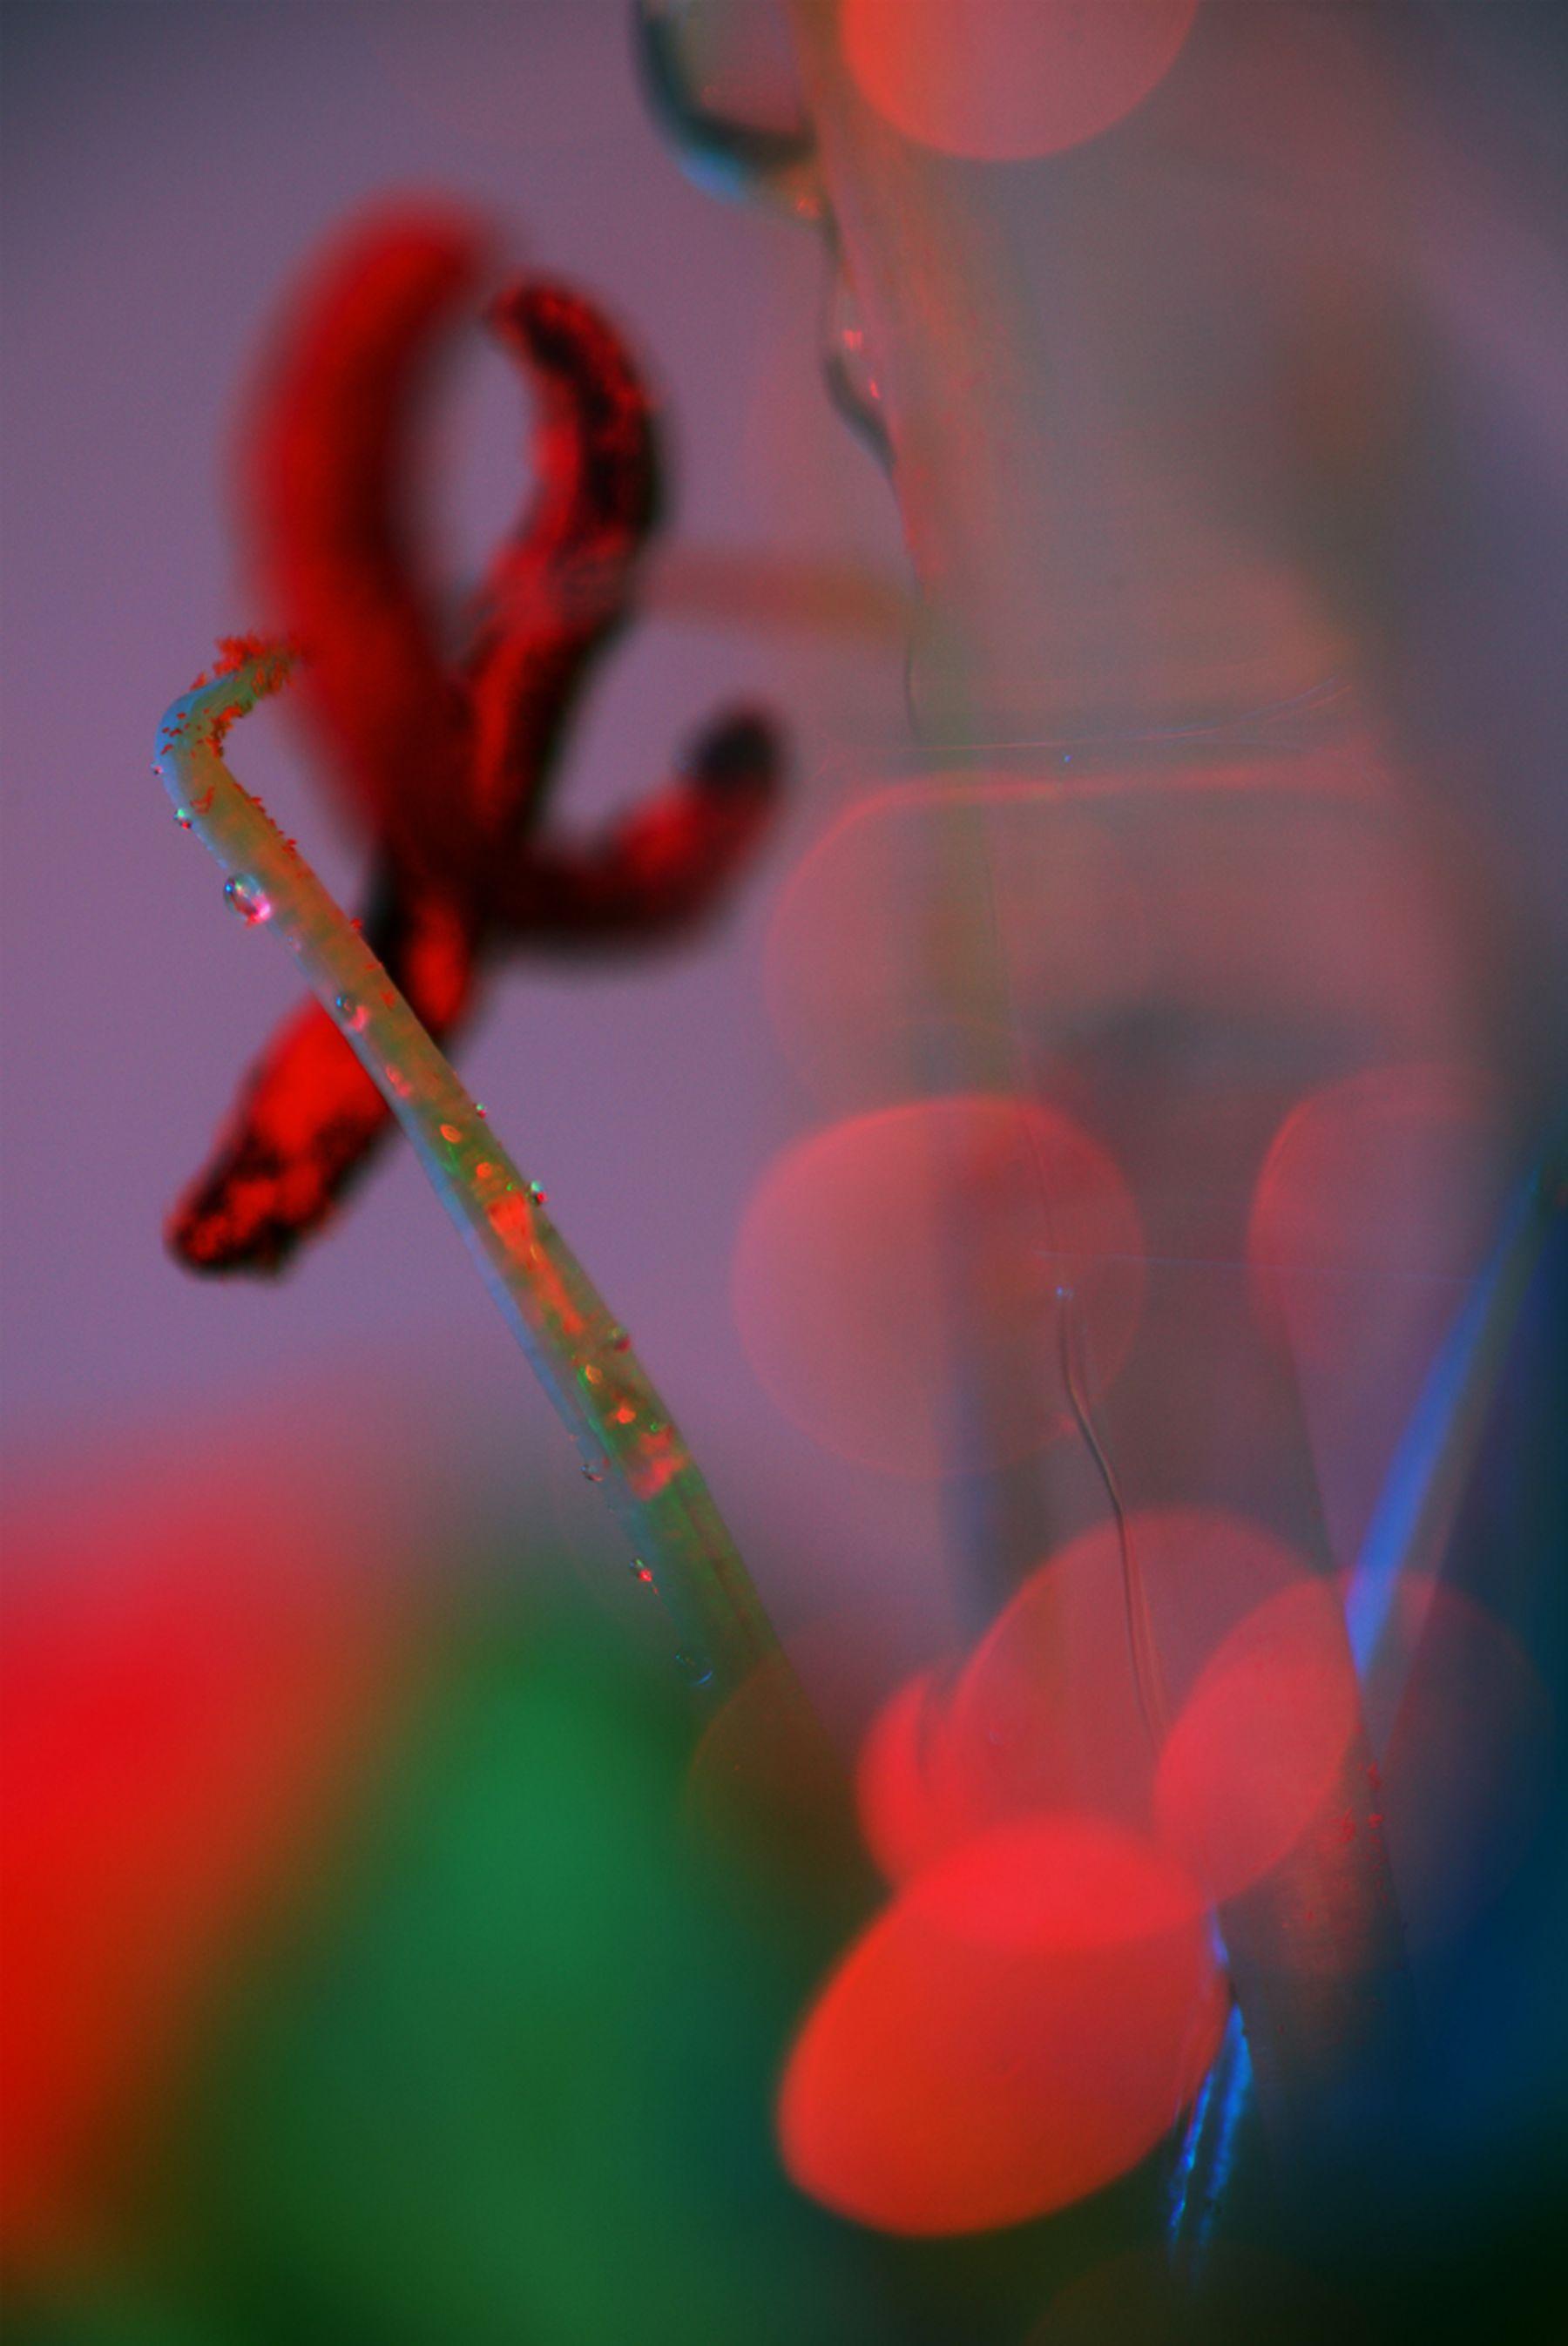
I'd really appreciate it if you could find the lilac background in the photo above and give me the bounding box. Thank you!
[0,0,943,1650]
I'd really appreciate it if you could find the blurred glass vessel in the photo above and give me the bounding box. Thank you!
[639,0,1566,2266]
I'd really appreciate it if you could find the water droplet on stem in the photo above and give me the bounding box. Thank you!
[224,874,271,924]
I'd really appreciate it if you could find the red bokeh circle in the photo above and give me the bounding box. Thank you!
[733,1095,1143,1477]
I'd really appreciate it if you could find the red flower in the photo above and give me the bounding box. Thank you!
[171,208,781,1274]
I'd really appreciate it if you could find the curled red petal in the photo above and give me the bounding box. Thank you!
[244,206,490,879]
[169,882,476,1275]
[178,225,782,1280]
[488,710,781,945]
[463,280,664,841]
[486,279,663,581]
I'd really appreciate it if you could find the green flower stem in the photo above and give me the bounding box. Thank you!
[156,646,785,1700]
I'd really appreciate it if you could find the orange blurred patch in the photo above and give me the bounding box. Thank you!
[842,0,1200,164]
[779,1815,1225,2234]
[732,1095,1143,1477]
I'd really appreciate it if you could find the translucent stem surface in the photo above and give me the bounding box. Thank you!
[156,647,784,1699]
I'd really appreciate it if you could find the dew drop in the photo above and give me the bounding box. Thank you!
[528,1180,548,1207]
[608,1325,632,1353]
[675,1649,715,1689]
[223,874,271,924]
[335,992,368,1032]
[581,1459,607,1484]
[629,1558,656,1585]
[173,805,193,829]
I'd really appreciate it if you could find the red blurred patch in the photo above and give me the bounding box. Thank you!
[0,1432,407,2271]
[823,1516,1380,2231]
[732,1095,1143,1477]
[1154,1578,1362,1906]
[859,1510,1331,1891]
[855,1535,1152,1885]
[855,1663,963,1883]
[842,0,1200,163]
[779,1815,1225,2234]
[937,1523,1165,1852]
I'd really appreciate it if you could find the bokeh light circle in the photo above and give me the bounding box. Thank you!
[856,1509,1345,1908]
[765,782,1150,1112]
[1153,1577,1362,1906]
[1248,1060,1503,1370]
[779,1814,1225,2234]
[733,1095,1143,1477]
[842,0,1200,164]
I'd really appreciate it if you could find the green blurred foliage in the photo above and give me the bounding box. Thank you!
[144,1578,875,2346]
[4,1550,1152,2346]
